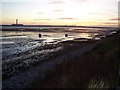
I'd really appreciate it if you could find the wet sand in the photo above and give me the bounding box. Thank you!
[2,36,100,88]
[2,28,119,88]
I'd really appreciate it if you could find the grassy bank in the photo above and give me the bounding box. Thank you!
[30,32,120,88]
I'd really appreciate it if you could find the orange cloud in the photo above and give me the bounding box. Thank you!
[103,22,118,25]
[109,18,120,21]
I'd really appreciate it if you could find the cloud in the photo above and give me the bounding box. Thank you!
[57,18,78,20]
[103,22,118,25]
[37,12,44,14]
[48,1,64,4]
[72,0,87,3]
[70,0,90,4]
[109,18,120,21]
[54,10,63,12]
[34,19,52,20]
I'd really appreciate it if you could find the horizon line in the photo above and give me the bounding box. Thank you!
[1,24,118,28]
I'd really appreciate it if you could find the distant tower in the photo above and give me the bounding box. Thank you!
[16,19,18,24]
[12,19,23,26]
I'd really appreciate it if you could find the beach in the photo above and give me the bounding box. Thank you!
[1,26,119,88]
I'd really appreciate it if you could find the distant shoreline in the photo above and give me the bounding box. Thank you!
[1,24,118,29]
[1,25,119,35]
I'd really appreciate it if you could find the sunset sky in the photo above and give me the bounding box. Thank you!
[1,0,119,27]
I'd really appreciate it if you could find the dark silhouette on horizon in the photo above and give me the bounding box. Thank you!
[12,19,23,26]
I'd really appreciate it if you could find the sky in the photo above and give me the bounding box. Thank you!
[1,0,119,27]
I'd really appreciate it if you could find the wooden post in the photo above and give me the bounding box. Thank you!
[65,34,68,37]
[39,34,42,38]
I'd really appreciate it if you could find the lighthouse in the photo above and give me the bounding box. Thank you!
[16,19,18,24]
[12,19,23,26]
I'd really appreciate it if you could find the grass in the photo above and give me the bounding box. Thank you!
[29,32,120,88]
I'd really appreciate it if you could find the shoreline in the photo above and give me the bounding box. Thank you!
[2,34,100,88]
[2,30,120,88]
